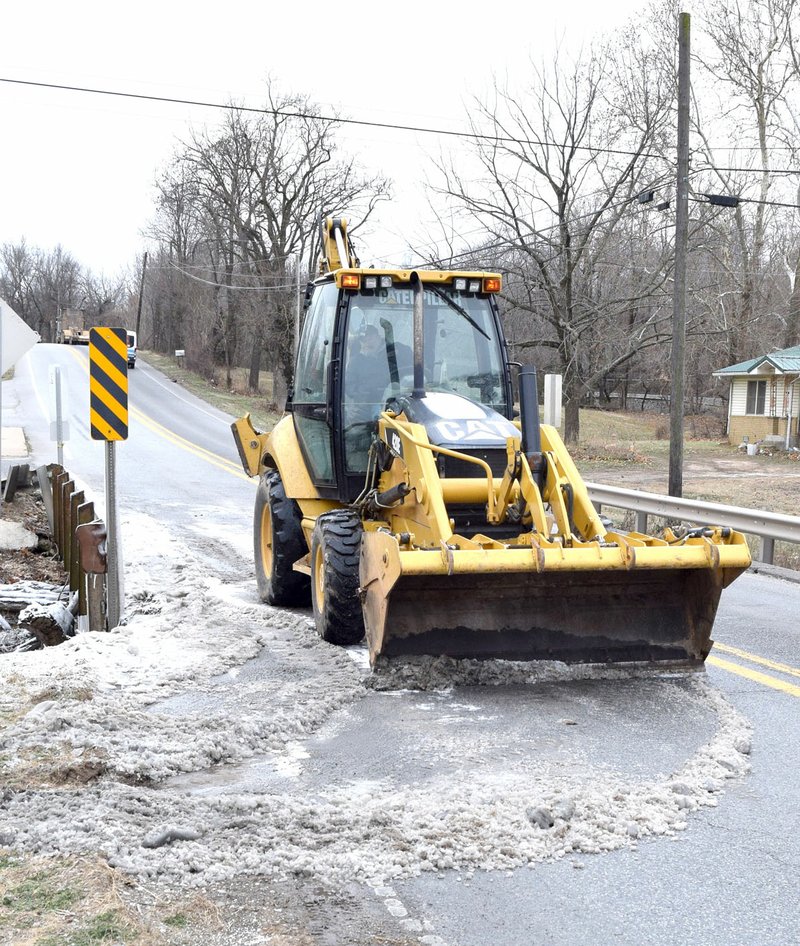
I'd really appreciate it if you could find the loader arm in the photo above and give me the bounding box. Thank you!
[359,409,751,666]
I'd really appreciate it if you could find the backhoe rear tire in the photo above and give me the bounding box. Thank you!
[310,510,366,646]
[254,470,310,607]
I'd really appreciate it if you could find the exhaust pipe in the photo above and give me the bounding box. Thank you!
[411,272,425,399]
[519,365,545,489]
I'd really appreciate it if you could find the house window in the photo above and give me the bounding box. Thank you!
[746,379,766,414]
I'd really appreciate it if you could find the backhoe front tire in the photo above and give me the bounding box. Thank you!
[310,510,366,646]
[254,470,310,607]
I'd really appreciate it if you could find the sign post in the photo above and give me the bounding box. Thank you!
[89,327,129,629]
[48,365,70,466]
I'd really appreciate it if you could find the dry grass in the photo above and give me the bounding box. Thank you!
[0,853,240,946]
[29,686,94,706]
[573,409,729,465]
[0,851,331,946]
[0,744,108,791]
[0,854,151,946]
[139,350,282,433]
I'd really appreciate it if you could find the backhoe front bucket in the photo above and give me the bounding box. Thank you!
[359,530,749,667]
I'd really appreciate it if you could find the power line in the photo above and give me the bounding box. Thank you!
[379,173,676,264]
[404,188,672,269]
[166,261,298,291]
[701,166,800,175]
[690,195,800,211]
[0,75,671,161]
[740,196,800,210]
[719,143,798,153]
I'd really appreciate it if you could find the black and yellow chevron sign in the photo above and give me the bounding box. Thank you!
[89,327,129,441]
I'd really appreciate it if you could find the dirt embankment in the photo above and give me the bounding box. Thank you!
[1,480,70,652]
[0,486,64,585]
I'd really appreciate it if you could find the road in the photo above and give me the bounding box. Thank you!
[3,343,800,945]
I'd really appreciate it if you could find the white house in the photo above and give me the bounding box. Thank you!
[713,344,800,446]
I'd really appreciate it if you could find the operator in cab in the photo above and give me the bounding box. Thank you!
[348,324,390,404]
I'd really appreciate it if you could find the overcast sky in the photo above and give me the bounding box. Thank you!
[1,0,651,277]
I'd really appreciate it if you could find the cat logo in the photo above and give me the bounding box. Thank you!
[389,430,403,457]
[435,419,515,443]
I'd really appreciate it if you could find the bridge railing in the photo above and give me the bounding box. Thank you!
[587,481,800,566]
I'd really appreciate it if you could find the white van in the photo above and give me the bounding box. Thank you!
[126,331,137,368]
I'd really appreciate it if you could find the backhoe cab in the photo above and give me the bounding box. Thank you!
[232,217,750,667]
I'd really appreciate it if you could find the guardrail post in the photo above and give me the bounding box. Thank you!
[87,575,106,632]
[76,520,108,633]
[60,478,74,573]
[636,511,648,533]
[760,536,775,565]
[52,470,67,558]
[37,464,56,534]
[69,490,84,592]
[76,502,95,616]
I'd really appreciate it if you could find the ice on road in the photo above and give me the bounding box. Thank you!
[0,510,752,888]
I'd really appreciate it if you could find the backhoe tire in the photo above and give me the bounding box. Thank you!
[310,510,366,646]
[254,470,310,607]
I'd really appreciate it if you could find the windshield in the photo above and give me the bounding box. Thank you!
[345,285,506,406]
[342,284,507,472]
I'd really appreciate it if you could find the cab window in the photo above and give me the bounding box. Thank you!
[294,282,337,403]
[292,282,338,484]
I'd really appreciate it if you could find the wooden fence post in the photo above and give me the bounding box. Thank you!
[60,478,74,573]
[52,471,68,557]
[69,490,84,593]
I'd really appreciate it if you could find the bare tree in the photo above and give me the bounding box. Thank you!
[691,0,800,358]
[147,82,390,400]
[0,242,85,342]
[433,37,674,441]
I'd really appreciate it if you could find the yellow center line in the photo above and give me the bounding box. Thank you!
[713,642,800,680]
[67,346,89,368]
[129,406,243,475]
[707,655,800,698]
[67,346,253,483]
[131,409,253,483]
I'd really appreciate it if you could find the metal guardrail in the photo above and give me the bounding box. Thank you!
[587,481,800,566]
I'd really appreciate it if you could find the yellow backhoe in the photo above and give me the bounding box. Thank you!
[233,218,751,667]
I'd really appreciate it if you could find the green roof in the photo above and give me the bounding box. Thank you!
[714,344,800,376]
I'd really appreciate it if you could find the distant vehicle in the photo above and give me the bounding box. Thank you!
[60,307,90,345]
[126,331,137,369]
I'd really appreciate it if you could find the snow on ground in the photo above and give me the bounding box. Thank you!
[0,509,753,889]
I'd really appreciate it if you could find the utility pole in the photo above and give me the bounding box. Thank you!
[669,11,691,498]
[135,251,148,341]
[294,254,301,359]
